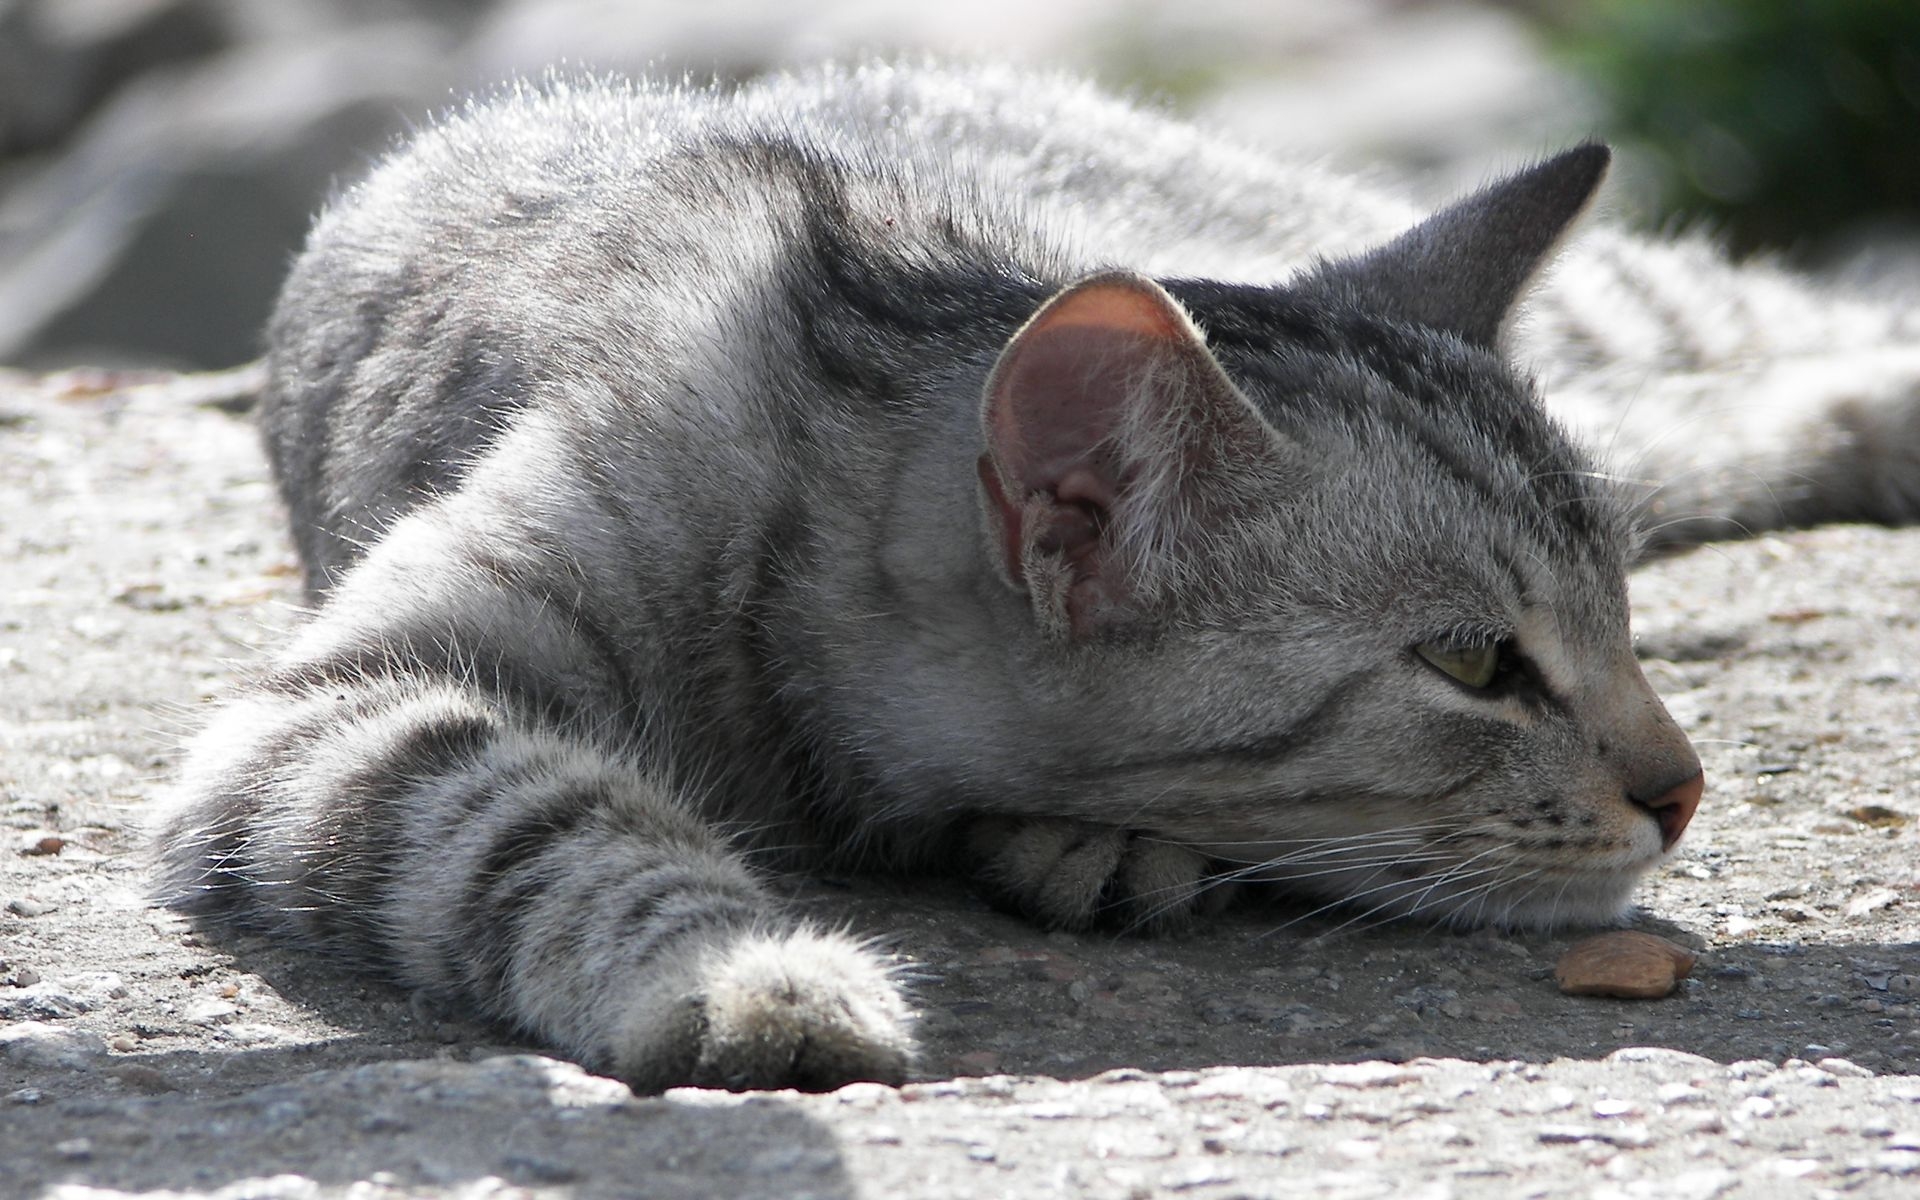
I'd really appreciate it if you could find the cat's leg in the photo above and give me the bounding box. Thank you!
[154,599,913,1093]
[963,816,1238,933]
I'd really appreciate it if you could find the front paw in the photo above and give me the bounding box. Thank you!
[615,927,915,1093]
[963,815,1232,932]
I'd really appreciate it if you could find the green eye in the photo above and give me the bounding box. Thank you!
[1415,639,1503,689]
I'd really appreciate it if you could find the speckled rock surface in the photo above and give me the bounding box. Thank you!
[1,368,1917,1197]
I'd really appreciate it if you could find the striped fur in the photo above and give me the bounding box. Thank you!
[154,64,1919,1091]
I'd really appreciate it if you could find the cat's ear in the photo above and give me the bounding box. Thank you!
[978,270,1276,640]
[1309,143,1610,347]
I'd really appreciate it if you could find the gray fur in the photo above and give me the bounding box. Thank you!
[153,63,1920,1092]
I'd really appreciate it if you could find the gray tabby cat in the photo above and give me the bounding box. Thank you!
[153,63,1919,1093]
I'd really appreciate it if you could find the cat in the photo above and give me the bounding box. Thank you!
[153,62,1920,1094]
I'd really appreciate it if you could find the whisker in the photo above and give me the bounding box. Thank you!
[1119,844,1474,932]
[1139,819,1467,852]
[1192,840,1454,870]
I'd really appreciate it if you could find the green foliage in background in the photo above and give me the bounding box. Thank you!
[1542,0,1920,256]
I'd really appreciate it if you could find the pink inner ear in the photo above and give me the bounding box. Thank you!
[980,273,1227,635]
[986,277,1195,497]
[990,326,1139,488]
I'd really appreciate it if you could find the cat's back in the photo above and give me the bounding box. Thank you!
[260,65,1408,589]
[258,74,859,587]
[275,63,1396,345]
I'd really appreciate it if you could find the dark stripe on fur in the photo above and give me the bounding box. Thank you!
[449,790,606,1000]
[310,708,499,931]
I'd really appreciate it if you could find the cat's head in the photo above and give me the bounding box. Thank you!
[975,145,1702,930]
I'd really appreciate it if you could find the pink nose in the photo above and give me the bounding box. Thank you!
[1636,771,1704,850]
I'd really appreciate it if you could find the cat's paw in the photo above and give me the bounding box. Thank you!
[963,815,1233,933]
[614,927,915,1093]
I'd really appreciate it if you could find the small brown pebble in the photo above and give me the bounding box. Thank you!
[17,833,63,856]
[1555,931,1697,999]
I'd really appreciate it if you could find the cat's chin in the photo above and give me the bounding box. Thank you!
[1461,873,1646,933]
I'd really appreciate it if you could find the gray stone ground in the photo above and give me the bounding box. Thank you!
[3,3,1918,1195]
[0,350,1916,1200]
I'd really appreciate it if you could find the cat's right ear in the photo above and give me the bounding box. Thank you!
[978,271,1277,640]
[1307,143,1611,348]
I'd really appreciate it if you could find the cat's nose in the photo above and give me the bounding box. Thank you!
[1632,770,1704,850]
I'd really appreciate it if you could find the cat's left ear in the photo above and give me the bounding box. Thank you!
[978,270,1281,640]
[1308,143,1611,348]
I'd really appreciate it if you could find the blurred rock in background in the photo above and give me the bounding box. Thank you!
[0,0,1911,370]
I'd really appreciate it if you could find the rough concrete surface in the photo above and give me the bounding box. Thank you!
[0,367,1917,1197]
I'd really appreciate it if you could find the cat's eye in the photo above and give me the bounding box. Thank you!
[1414,639,1504,689]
